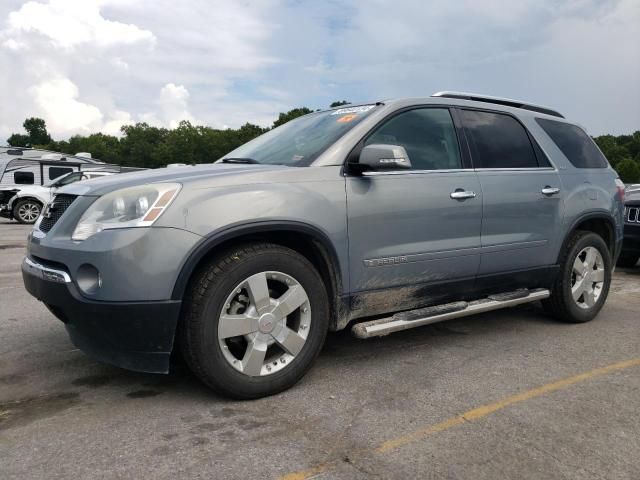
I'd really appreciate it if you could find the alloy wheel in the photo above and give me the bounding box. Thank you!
[218,271,311,377]
[17,202,41,223]
[570,246,605,309]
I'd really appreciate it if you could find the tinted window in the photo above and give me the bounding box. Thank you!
[49,167,73,180]
[14,171,34,184]
[461,110,538,168]
[536,118,607,168]
[364,108,462,170]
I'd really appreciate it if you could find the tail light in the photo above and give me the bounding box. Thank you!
[615,178,625,203]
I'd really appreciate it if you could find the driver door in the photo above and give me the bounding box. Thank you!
[346,107,483,316]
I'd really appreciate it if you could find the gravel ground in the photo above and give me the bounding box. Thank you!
[1,220,639,479]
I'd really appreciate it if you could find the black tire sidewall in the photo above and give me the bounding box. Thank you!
[191,246,328,398]
[558,233,612,323]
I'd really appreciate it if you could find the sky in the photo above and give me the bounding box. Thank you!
[0,0,638,143]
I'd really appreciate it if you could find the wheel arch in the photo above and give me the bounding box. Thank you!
[172,221,348,330]
[10,195,44,209]
[558,212,616,263]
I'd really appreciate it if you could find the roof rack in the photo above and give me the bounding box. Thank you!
[431,91,564,118]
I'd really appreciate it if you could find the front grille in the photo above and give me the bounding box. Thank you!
[39,194,77,233]
[626,206,640,224]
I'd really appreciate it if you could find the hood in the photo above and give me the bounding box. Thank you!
[8,184,48,196]
[626,190,640,206]
[59,163,290,197]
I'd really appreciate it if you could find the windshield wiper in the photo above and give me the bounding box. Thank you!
[221,157,261,164]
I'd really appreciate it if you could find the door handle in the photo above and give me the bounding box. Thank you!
[450,190,476,200]
[541,186,560,196]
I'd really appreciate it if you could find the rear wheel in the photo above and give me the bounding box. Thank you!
[13,199,42,224]
[179,243,329,399]
[543,231,611,323]
[616,252,639,268]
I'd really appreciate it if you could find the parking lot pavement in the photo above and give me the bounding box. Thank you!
[1,220,639,480]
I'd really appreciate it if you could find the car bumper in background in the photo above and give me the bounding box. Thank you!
[22,256,181,373]
[622,223,640,254]
[0,204,12,218]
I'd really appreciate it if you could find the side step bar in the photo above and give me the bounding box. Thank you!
[352,288,550,339]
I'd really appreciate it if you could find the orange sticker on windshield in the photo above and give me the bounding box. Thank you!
[337,114,357,123]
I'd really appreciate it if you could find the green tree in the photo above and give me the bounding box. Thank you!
[23,117,52,146]
[119,123,169,168]
[6,133,30,147]
[6,117,52,147]
[616,158,640,184]
[272,107,313,128]
[329,100,350,108]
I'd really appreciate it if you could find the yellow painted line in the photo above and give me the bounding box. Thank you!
[279,357,640,479]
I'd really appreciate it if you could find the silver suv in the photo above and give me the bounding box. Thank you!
[22,92,625,399]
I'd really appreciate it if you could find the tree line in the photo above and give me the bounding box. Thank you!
[5,102,640,183]
[5,101,351,169]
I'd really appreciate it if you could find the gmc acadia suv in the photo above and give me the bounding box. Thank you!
[22,92,625,399]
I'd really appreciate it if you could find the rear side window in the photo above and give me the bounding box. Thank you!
[460,110,538,169]
[14,172,34,184]
[536,118,608,168]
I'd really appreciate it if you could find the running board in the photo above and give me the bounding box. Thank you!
[351,288,550,339]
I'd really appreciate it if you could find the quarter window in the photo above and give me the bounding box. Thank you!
[460,110,538,169]
[364,108,462,170]
[536,118,608,168]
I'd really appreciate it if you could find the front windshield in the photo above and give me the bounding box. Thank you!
[221,105,378,166]
[46,172,83,187]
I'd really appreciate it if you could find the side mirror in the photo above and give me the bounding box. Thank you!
[351,144,412,173]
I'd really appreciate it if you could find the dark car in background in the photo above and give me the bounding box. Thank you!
[618,189,640,268]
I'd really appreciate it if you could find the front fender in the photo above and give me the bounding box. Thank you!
[158,167,349,297]
[10,192,49,208]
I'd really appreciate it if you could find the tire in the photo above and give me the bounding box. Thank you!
[13,199,42,224]
[179,243,329,399]
[543,231,612,323]
[616,252,639,269]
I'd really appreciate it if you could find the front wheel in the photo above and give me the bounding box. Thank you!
[543,231,612,323]
[179,243,329,399]
[13,199,42,224]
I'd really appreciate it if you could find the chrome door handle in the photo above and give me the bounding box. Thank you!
[541,186,560,196]
[450,190,476,200]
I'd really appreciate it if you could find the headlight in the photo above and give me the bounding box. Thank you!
[72,183,181,241]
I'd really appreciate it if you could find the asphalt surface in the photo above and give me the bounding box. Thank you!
[1,220,639,479]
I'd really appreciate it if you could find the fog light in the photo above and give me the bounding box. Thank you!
[77,264,101,295]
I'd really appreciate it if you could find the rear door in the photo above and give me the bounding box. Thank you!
[458,109,563,274]
[346,107,482,309]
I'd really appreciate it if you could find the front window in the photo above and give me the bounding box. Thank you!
[220,105,378,166]
[364,108,462,170]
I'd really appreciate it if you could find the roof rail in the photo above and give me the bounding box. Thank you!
[431,91,564,118]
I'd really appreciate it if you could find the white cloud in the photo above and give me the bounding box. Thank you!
[140,83,196,128]
[0,0,638,142]
[29,76,103,134]
[3,0,155,50]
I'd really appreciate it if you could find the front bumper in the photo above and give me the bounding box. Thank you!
[622,223,640,254]
[0,204,12,218]
[22,257,181,373]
